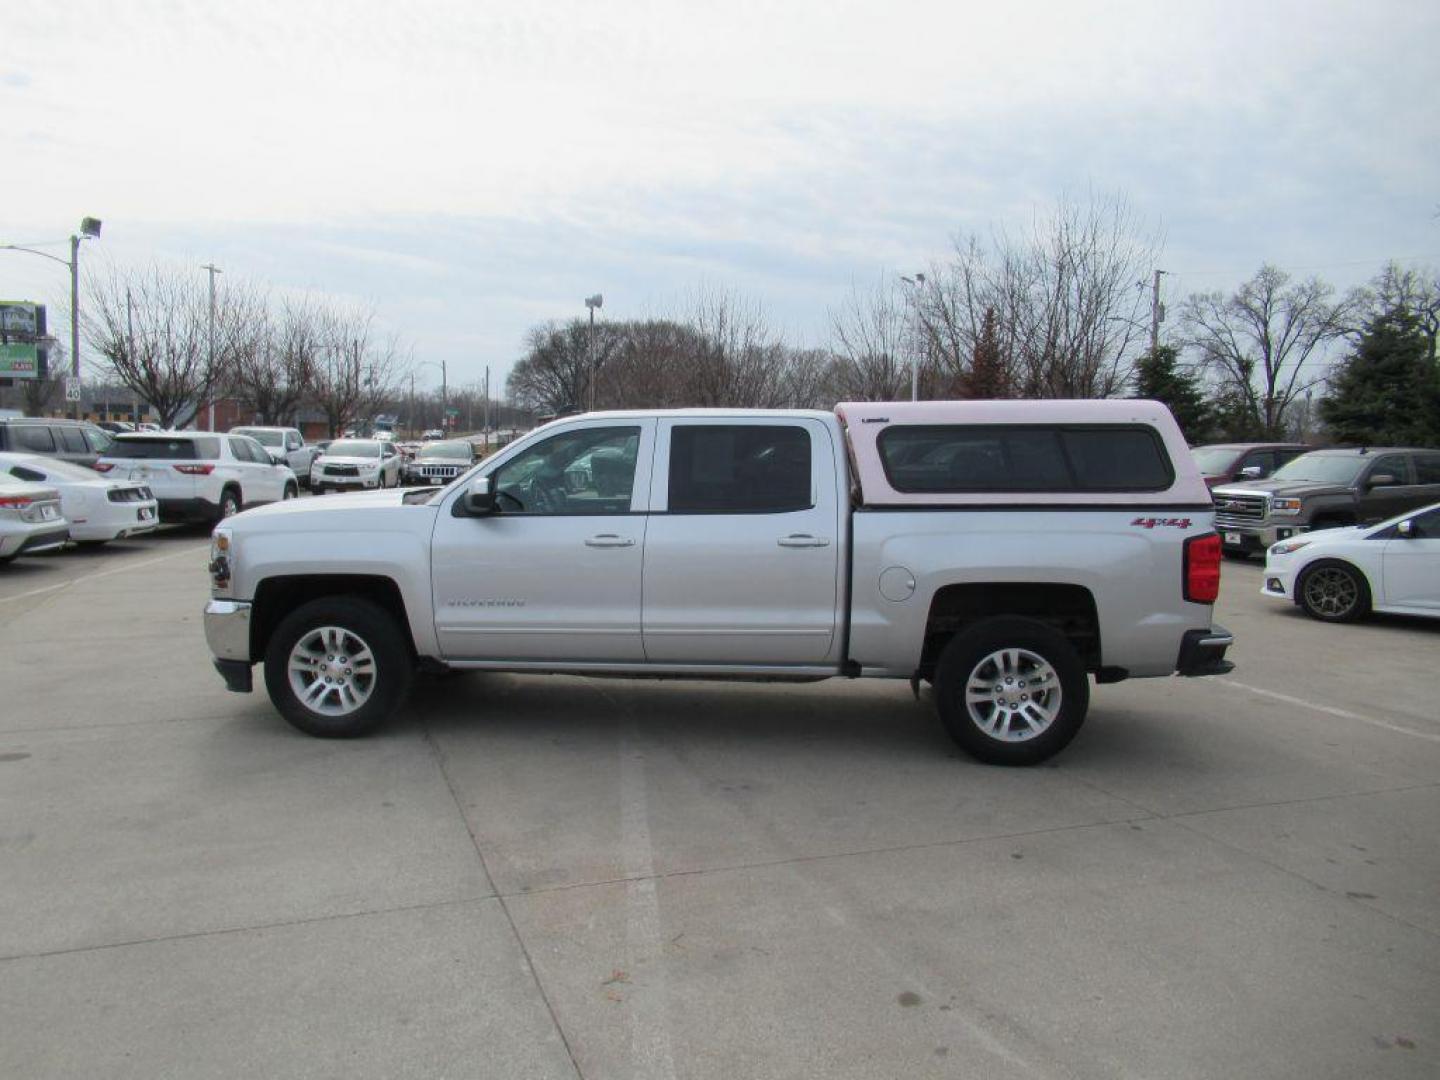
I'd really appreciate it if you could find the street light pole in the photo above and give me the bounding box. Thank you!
[201,263,222,430]
[584,294,604,412]
[2,217,100,421]
[1149,269,1168,356]
[899,273,926,402]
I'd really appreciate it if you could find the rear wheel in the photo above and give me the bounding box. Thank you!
[264,596,412,737]
[216,487,242,521]
[1297,560,1370,622]
[933,617,1089,766]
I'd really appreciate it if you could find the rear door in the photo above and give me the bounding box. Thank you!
[641,418,842,665]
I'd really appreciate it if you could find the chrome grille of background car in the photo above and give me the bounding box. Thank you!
[419,464,460,478]
[1213,493,1267,525]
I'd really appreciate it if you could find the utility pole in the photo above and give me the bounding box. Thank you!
[1149,269,1168,356]
[899,273,926,402]
[126,288,139,423]
[408,371,415,437]
[585,294,603,411]
[440,359,447,432]
[483,365,490,450]
[201,263,222,430]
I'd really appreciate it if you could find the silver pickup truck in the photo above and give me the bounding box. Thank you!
[204,400,1232,765]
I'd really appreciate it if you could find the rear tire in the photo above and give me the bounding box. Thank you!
[1297,559,1371,622]
[933,617,1090,766]
[263,596,413,737]
[216,487,242,522]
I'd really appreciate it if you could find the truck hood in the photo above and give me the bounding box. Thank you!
[230,488,426,526]
[1212,479,1349,499]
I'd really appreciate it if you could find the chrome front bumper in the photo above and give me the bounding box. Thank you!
[204,599,253,662]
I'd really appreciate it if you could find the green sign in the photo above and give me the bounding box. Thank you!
[0,342,40,379]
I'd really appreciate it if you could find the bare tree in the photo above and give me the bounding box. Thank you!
[1182,265,1364,438]
[506,319,625,415]
[308,307,408,437]
[683,286,791,408]
[920,194,1157,399]
[19,342,65,416]
[229,295,324,424]
[828,278,913,401]
[1368,261,1438,359]
[84,262,261,429]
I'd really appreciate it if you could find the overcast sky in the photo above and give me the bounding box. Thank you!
[3,0,1438,395]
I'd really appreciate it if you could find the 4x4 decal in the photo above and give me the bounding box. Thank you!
[1130,516,1193,529]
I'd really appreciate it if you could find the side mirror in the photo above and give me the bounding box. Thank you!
[463,475,497,516]
[1239,466,1263,480]
[1398,519,1415,538]
[1368,473,1397,488]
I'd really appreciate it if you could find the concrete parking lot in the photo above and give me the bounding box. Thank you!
[1,528,1437,1079]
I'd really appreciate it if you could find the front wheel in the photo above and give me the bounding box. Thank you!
[933,617,1090,766]
[263,596,413,737]
[283,483,298,500]
[1297,560,1371,622]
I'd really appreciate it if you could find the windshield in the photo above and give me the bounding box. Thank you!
[1190,447,1240,472]
[233,428,284,447]
[420,441,472,459]
[325,440,381,458]
[1270,454,1366,485]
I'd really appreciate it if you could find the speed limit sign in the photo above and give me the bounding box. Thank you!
[64,378,81,402]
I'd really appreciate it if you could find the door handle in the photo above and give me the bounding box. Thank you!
[585,534,636,548]
[777,534,830,548]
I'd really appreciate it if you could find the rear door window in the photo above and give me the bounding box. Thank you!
[878,425,1174,493]
[1413,454,1440,485]
[11,425,57,453]
[667,425,812,512]
[58,427,90,453]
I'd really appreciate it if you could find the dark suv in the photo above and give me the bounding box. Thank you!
[1212,447,1440,556]
[1190,442,1313,489]
[0,418,114,467]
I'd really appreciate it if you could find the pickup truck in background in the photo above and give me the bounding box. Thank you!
[204,400,1232,765]
[229,426,319,487]
[1212,446,1440,557]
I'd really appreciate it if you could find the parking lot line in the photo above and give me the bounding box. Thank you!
[0,543,207,606]
[1216,678,1440,744]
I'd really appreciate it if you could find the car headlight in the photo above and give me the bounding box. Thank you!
[1271,498,1303,515]
[1269,538,1310,556]
[209,527,235,596]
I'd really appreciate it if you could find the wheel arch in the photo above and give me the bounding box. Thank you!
[918,582,1101,682]
[251,574,417,661]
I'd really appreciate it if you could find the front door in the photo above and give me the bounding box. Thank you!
[641,418,842,666]
[430,421,654,661]
[1383,507,1440,611]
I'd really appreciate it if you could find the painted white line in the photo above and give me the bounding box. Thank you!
[1216,678,1440,744]
[619,724,679,1080]
[0,544,207,605]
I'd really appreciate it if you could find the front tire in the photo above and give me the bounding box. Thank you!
[1297,560,1371,622]
[263,596,413,737]
[933,617,1089,766]
[283,483,298,500]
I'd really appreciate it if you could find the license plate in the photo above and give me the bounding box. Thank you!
[130,468,150,481]
[138,506,154,520]
[1224,531,1241,545]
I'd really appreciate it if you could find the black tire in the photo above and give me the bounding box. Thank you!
[216,487,242,522]
[1297,559,1371,623]
[283,483,298,500]
[933,616,1090,766]
[263,596,413,737]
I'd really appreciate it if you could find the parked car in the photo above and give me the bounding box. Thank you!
[0,452,158,544]
[204,400,1232,764]
[1262,501,1440,622]
[229,426,319,486]
[0,417,114,467]
[0,472,68,563]
[420,428,445,441]
[310,438,403,493]
[1190,442,1312,488]
[1212,447,1440,557]
[97,432,298,524]
[402,439,475,486]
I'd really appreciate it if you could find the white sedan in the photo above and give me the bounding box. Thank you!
[0,452,159,544]
[1261,501,1440,622]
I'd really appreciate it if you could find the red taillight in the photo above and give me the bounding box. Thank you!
[93,462,115,473]
[1184,533,1222,604]
[174,464,215,475]
[0,495,34,509]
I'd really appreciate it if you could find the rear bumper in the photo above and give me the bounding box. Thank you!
[1175,624,1235,677]
[0,526,70,558]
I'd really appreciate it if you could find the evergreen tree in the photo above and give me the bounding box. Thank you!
[1131,345,1214,443]
[1320,308,1440,446]
[964,307,1010,398]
